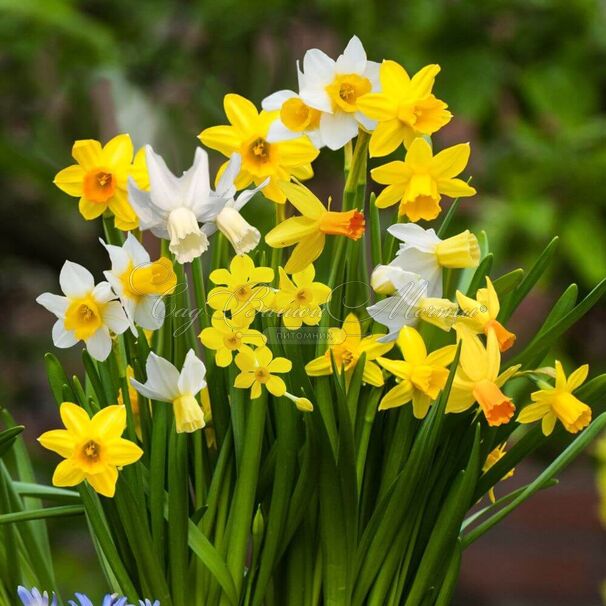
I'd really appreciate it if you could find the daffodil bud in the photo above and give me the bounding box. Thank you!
[216,207,261,256]
[370,265,408,295]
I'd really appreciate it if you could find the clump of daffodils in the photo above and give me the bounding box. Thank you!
[8,35,605,606]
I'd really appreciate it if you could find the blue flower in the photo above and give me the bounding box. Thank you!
[68,594,129,606]
[17,587,57,606]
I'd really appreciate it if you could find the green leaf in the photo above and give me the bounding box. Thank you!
[0,426,24,458]
[492,269,524,297]
[0,504,84,524]
[11,482,80,503]
[499,237,559,323]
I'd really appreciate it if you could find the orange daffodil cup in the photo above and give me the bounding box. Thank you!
[27,35,606,606]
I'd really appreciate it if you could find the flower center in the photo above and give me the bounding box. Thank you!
[326,74,372,113]
[296,288,313,304]
[224,333,242,350]
[318,210,365,240]
[65,296,103,340]
[249,137,271,163]
[83,168,116,203]
[280,98,321,132]
[235,284,252,302]
[82,440,100,462]
[255,367,270,383]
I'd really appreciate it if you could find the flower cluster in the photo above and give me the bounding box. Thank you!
[23,34,604,606]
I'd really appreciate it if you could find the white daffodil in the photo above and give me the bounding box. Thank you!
[36,261,129,361]
[262,85,324,148]
[201,153,266,255]
[101,233,177,333]
[130,349,207,433]
[372,223,480,298]
[128,147,263,263]
[367,275,458,341]
[298,35,380,150]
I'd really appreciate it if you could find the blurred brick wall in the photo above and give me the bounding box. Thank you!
[456,459,605,606]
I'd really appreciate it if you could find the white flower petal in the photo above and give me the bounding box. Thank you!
[129,377,169,402]
[391,247,442,298]
[303,48,335,85]
[141,352,181,401]
[85,328,112,361]
[335,35,367,74]
[364,60,382,89]
[387,224,441,252]
[262,89,296,111]
[319,111,359,150]
[182,147,211,212]
[93,281,116,304]
[134,296,165,331]
[355,111,376,131]
[300,86,333,113]
[100,238,131,275]
[214,153,241,200]
[127,179,167,230]
[122,232,151,266]
[102,300,130,335]
[145,145,182,211]
[52,320,78,348]
[178,349,207,396]
[59,261,94,298]
[266,120,298,143]
[36,292,68,318]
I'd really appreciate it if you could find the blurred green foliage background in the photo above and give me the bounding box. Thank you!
[1,0,605,603]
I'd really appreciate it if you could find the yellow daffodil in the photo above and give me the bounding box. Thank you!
[447,325,520,426]
[234,345,292,399]
[371,138,476,222]
[54,134,147,231]
[517,361,592,436]
[482,443,515,503]
[305,313,393,386]
[198,94,319,204]
[265,181,365,273]
[377,326,456,418]
[455,277,516,352]
[206,254,275,325]
[38,402,143,498]
[199,311,266,367]
[358,60,452,157]
[274,265,331,329]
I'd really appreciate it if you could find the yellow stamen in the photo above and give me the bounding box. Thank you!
[326,74,372,113]
[247,137,272,165]
[83,168,115,203]
[254,367,270,383]
[82,440,101,462]
[64,296,103,340]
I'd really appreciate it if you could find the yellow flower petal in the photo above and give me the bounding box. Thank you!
[397,326,427,365]
[371,160,409,185]
[369,119,407,158]
[277,137,320,167]
[268,357,292,374]
[431,143,470,179]
[72,139,103,170]
[87,465,119,498]
[566,364,589,392]
[266,216,319,248]
[380,59,410,96]
[101,134,133,170]
[54,165,85,197]
[408,64,441,99]
[104,437,143,467]
[284,232,326,274]
[362,360,384,387]
[198,125,241,156]
[279,181,326,219]
[305,355,332,377]
[437,178,476,198]
[59,402,91,437]
[91,405,127,440]
[374,184,407,209]
[379,380,414,410]
[405,137,433,167]
[224,93,261,134]
[357,92,398,121]
[38,429,75,458]
[52,459,85,488]
[266,375,287,397]
[79,197,107,220]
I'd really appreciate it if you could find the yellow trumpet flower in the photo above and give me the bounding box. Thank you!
[447,325,520,426]
[305,313,393,387]
[358,60,452,157]
[265,181,365,273]
[377,326,456,418]
[517,361,592,436]
[54,134,148,231]
[371,138,476,222]
[455,277,516,352]
[38,403,143,498]
[198,94,318,204]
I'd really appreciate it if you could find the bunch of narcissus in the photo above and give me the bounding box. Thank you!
[2,35,606,606]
